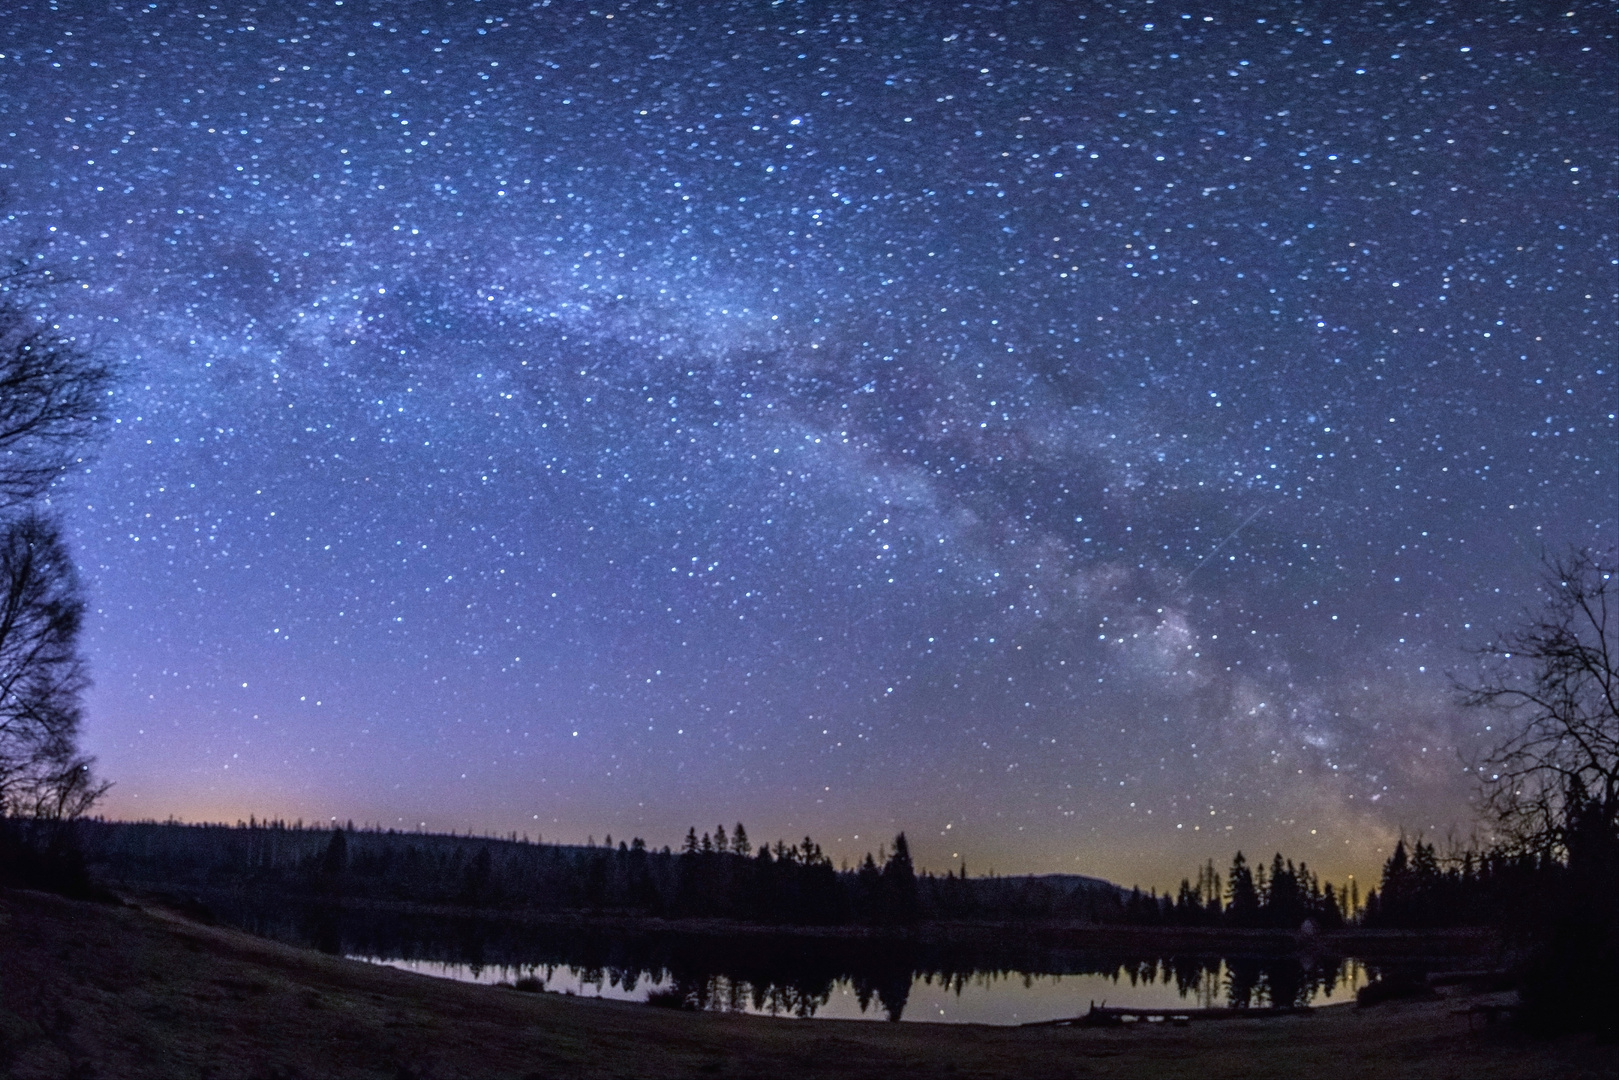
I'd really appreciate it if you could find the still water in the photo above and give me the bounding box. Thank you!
[210,894,1372,1024]
[353,955,1369,1025]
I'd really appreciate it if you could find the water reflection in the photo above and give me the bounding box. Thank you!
[358,956,1367,1024]
[217,898,1370,1024]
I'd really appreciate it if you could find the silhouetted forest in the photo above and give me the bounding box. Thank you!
[56,816,1611,964]
[68,818,1126,926]
[1108,851,1359,931]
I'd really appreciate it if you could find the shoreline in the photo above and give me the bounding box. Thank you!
[4,885,1607,1079]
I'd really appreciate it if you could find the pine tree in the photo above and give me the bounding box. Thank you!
[1175,879,1200,925]
[321,827,347,876]
[1412,838,1439,879]
[1226,852,1259,926]
[880,832,919,923]
[1201,859,1223,919]
[1378,838,1411,925]
[1320,882,1345,930]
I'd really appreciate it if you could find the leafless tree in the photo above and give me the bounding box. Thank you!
[1460,548,1618,858]
[0,513,107,818]
[0,270,113,819]
[0,269,112,509]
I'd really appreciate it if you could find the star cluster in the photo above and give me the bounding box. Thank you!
[1,1,1613,883]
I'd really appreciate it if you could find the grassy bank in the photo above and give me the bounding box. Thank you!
[0,887,1609,1080]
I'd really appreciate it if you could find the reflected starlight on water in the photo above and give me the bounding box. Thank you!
[348,953,1368,1024]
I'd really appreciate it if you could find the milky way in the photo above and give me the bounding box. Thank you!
[2,1,1613,883]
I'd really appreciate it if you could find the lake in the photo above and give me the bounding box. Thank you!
[210,897,1379,1024]
[354,955,1369,1024]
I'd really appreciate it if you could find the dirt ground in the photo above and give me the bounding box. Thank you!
[0,888,1610,1080]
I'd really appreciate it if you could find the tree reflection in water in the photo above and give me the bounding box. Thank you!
[213,896,1366,1021]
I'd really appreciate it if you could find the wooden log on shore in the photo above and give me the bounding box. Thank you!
[1022,1004,1314,1028]
[1425,968,1513,988]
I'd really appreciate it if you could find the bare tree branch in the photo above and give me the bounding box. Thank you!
[1458,549,1619,858]
[0,268,114,510]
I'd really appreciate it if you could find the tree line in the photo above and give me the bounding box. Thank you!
[1108,851,1360,931]
[72,818,1128,926]
[63,812,1603,945]
[69,814,1464,937]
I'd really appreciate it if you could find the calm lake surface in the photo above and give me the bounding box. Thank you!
[352,955,1370,1024]
[211,897,1376,1024]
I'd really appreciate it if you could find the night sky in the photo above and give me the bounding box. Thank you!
[2,1,1613,885]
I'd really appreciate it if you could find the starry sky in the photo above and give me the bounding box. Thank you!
[1,0,1613,885]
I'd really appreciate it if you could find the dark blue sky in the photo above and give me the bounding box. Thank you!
[2,0,1613,884]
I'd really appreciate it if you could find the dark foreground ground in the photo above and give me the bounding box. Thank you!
[0,888,1611,1080]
